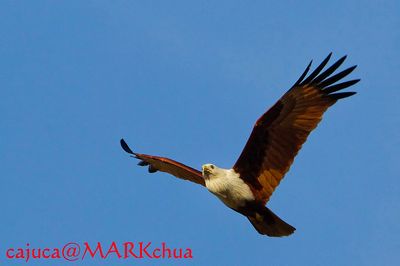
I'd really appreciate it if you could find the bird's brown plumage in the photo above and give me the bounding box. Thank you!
[120,139,205,186]
[233,53,359,204]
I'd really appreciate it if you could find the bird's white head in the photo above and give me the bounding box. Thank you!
[202,163,224,179]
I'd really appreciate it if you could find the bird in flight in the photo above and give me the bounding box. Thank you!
[120,53,359,237]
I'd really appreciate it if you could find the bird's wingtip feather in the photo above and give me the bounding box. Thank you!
[120,138,135,154]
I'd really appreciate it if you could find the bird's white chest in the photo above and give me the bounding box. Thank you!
[205,170,255,209]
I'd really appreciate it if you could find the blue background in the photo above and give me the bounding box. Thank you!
[1,1,399,265]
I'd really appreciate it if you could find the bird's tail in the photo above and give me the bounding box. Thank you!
[247,206,295,237]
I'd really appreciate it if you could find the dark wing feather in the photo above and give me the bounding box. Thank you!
[233,54,359,204]
[120,139,205,186]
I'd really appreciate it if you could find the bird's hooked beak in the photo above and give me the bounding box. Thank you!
[202,164,213,177]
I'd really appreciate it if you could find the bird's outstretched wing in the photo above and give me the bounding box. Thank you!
[120,139,205,186]
[233,53,360,204]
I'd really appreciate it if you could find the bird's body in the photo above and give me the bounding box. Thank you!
[202,164,296,236]
[203,164,254,209]
[120,53,360,237]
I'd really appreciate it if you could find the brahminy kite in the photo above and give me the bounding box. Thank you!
[120,53,359,237]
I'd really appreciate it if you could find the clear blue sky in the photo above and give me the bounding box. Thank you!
[1,1,399,265]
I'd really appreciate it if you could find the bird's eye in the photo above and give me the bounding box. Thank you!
[210,165,214,169]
